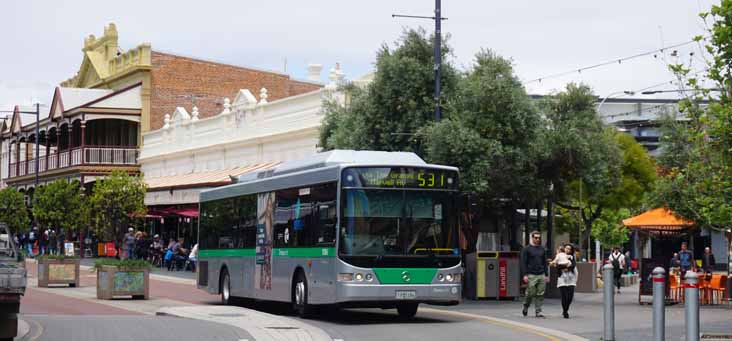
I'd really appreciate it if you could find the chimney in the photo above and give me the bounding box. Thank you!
[307,64,323,82]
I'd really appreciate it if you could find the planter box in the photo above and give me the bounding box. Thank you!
[96,265,149,300]
[37,258,80,288]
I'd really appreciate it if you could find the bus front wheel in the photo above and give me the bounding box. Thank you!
[396,303,418,319]
[292,272,313,318]
[220,269,231,305]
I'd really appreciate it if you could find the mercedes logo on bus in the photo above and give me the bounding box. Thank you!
[401,271,411,282]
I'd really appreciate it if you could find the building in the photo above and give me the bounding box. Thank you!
[0,23,322,196]
[138,65,348,240]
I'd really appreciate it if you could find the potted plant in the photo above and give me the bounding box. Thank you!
[94,259,150,300]
[37,254,80,288]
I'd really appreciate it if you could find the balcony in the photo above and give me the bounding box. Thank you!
[8,146,138,178]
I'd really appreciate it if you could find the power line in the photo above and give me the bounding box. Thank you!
[526,37,706,84]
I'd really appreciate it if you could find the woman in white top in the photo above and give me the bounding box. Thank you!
[551,243,578,318]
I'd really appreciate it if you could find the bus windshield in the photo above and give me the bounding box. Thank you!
[339,188,458,257]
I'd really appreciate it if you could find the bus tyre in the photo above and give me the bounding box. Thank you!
[397,303,418,319]
[220,269,232,305]
[293,272,313,318]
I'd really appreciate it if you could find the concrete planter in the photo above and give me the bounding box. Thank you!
[37,258,80,288]
[96,265,149,300]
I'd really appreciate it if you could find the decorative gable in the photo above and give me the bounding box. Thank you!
[231,89,257,110]
[9,106,22,134]
[170,107,191,124]
[48,87,65,120]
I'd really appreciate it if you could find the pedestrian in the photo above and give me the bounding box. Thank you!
[624,250,631,274]
[552,244,578,319]
[48,230,57,255]
[521,231,549,318]
[27,227,36,257]
[124,227,135,260]
[39,230,49,256]
[608,247,625,294]
[678,242,694,279]
[701,247,716,278]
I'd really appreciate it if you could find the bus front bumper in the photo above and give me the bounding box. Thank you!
[335,282,461,306]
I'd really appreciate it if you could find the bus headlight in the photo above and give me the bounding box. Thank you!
[355,273,364,281]
[453,273,462,282]
[445,274,454,282]
[365,273,373,282]
[338,273,354,282]
[437,274,445,282]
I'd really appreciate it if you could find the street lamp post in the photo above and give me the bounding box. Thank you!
[598,90,635,112]
[393,0,447,122]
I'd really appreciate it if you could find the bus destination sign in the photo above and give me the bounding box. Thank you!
[342,167,458,190]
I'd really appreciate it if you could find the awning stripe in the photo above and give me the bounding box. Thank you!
[145,161,280,190]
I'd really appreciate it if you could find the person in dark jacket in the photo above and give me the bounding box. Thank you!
[521,231,549,318]
[702,247,716,277]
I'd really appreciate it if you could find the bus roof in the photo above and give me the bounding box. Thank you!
[200,150,458,202]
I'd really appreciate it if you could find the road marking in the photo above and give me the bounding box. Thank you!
[420,308,588,341]
[25,317,44,341]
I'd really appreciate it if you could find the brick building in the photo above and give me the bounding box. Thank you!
[0,23,322,194]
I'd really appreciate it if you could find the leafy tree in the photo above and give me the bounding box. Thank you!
[423,50,543,202]
[0,188,30,235]
[319,28,459,154]
[32,180,86,233]
[651,0,732,232]
[88,171,146,240]
[591,208,631,248]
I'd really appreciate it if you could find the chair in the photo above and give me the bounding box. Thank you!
[709,274,727,305]
[668,274,684,302]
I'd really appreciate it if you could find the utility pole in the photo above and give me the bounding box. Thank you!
[393,0,447,122]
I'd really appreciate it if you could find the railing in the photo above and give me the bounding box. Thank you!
[4,146,139,179]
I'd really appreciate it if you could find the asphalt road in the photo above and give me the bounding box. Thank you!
[23,315,252,341]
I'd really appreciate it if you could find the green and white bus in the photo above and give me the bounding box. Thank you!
[197,150,462,318]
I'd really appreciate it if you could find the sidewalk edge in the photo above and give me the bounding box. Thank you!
[14,318,30,341]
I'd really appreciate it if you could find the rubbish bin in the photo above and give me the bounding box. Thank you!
[497,251,521,299]
[465,251,498,299]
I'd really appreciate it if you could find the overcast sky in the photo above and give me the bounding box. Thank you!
[0,0,717,114]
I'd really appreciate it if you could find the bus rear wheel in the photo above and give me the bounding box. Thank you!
[293,272,313,318]
[220,269,231,305]
[396,303,419,319]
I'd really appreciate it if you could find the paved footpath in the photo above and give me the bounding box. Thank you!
[438,283,732,341]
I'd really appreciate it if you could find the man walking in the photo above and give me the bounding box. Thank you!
[521,231,549,318]
[701,247,716,277]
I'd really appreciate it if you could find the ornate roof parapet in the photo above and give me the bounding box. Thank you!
[231,89,258,112]
[258,88,268,105]
[163,113,171,129]
[108,43,152,76]
[191,107,200,122]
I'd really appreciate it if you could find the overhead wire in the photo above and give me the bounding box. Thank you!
[526,37,707,84]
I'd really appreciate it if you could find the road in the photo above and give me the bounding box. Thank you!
[18,259,559,341]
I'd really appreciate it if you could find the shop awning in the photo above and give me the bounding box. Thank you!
[622,208,694,235]
[145,162,280,191]
[169,207,199,218]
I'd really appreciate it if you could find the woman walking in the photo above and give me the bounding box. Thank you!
[552,244,578,318]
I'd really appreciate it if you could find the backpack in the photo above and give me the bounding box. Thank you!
[611,254,621,272]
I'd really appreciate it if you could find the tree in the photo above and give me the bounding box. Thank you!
[32,180,86,233]
[0,188,30,235]
[591,208,631,248]
[423,50,544,202]
[319,28,459,154]
[651,0,732,232]
[88,171,146,241]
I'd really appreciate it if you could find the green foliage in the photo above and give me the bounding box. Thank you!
[36,254,80,261]
[93,258,151,270]
[319,28,458,154]
[0,188,30,234]
[591,209,631,248]
[32,180,87,232]
[423,50,544,201]
[88,171,146,240]
[651,0,732,231]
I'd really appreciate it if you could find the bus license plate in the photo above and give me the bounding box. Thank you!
[395,290,416,300]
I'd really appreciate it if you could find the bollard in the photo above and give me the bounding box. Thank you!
[685,271,700,341]
[652,267,665,341]
[603,264,615,341]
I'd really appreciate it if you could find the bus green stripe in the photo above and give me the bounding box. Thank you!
[273,247,335,258]
[199,249,256,257]
[198,247,335,258]
[373,268,437,284]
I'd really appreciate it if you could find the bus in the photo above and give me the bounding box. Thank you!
[196,150,462,318]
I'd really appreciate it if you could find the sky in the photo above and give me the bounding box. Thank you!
[0,0,718,115]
